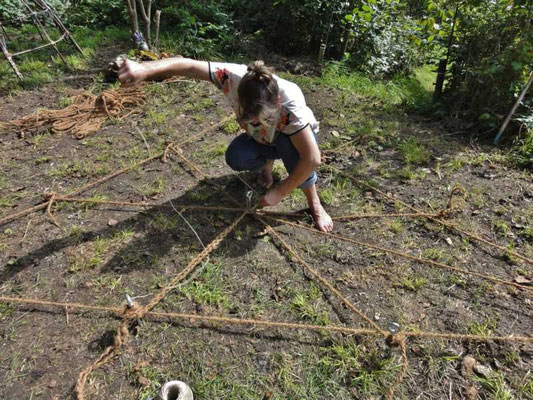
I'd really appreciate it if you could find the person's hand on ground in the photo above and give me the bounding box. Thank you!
[259,186,285,208]
[118,59,148,86]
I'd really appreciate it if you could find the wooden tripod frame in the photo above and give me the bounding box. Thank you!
[0,0,82,81]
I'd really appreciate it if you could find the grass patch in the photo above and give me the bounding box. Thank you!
[281,63,434,110]
[398,138,431,165]
[473,371,514,400]
[139,177,167,197]
[0,26,129,94]
[201,142,227,159]
[222,119,240,134]
[394,275,427,291]
[290,283,330,325]
[318,341,399,396]
[180,262,230,309]
[468,318,498,336]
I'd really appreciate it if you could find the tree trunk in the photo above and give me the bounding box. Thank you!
[136,0,152,47]
[124,0,139,39]
[154,10,161,50]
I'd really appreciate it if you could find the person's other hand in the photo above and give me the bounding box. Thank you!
[118,59,148,86]
[259,187,285,208]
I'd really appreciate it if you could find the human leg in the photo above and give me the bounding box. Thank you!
[225,134,277,172]
[301,184,333,232]
[275,133,317,189]
[275,134,333,232]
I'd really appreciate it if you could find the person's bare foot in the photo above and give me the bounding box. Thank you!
[302,184,334,232]
[258,159,274,189]
[309,202,334,232]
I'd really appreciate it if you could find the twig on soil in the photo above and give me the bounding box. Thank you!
[134,126,151,156]
[20,219,31,243]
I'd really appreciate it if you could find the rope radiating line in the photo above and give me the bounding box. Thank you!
[323,164,533,265]
[256,217,388,337]
[265,216,533,292]
[42,195,306,218]
[0,202,48,226]
[74,210,247,400]
[174,143,410,399]
[1,296,531,343]
[170,145,206,178]
[386,337,408,400]
[332,212,446,220]
[0,116,232,228]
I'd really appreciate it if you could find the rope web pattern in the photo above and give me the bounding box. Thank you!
[0,112,531,399]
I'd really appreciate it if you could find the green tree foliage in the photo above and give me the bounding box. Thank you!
[65,0,126,28]
[156,0,233,59]
[0,0,67,22]
[345,0,419,76]
[422,0,532,127]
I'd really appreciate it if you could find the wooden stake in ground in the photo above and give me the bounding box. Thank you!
[493,72,533,144]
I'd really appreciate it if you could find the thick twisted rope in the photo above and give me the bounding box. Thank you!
[74,210,247,400]
[10,85,146,139]
[323,164,533,265]
[2,296,531,343]
[265,216,533,292]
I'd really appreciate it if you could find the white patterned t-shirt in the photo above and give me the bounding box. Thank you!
[208,62,319,145]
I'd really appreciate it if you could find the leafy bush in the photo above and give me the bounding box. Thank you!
[64,0,126,28]
[157,3,232,59]
[0,0,68,22]
[345,0,420,76]
[422,0,532,130]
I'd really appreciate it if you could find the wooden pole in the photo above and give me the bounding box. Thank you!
[434,3,459,101]
[136,0,152,46]
[154,10,161,51]
[124,0,139,39]
[33,0,83,53]
[0,32,23,80]
[20,0,68,65]
[493,73,533,144]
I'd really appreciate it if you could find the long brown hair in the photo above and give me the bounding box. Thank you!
[237,60,279,125]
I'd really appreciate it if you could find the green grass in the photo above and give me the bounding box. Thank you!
[201,142,227,159]
[281,63,435,110]
[318,341,399,396]
[48,161,90,178]
[289,283,330,325]
[395,276,427,291]
[180,262,230,309]
[139,177,167,197]
[222,119,240,134]
[398,138,431,165]
[473,372,514,400]
[0,26,129,93]
[468,318,498,336]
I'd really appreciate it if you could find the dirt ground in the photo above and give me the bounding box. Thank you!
[0,55,532,400]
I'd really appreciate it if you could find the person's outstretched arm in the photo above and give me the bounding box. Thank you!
[118,58,210,86]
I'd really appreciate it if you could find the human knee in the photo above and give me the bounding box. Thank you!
[225,147,248,171]
[298,171,317,190]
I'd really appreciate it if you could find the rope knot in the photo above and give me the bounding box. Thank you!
[162,142,174,163]
[122,301,144,320]
[386,332,406,348]
[43,191,57,200]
